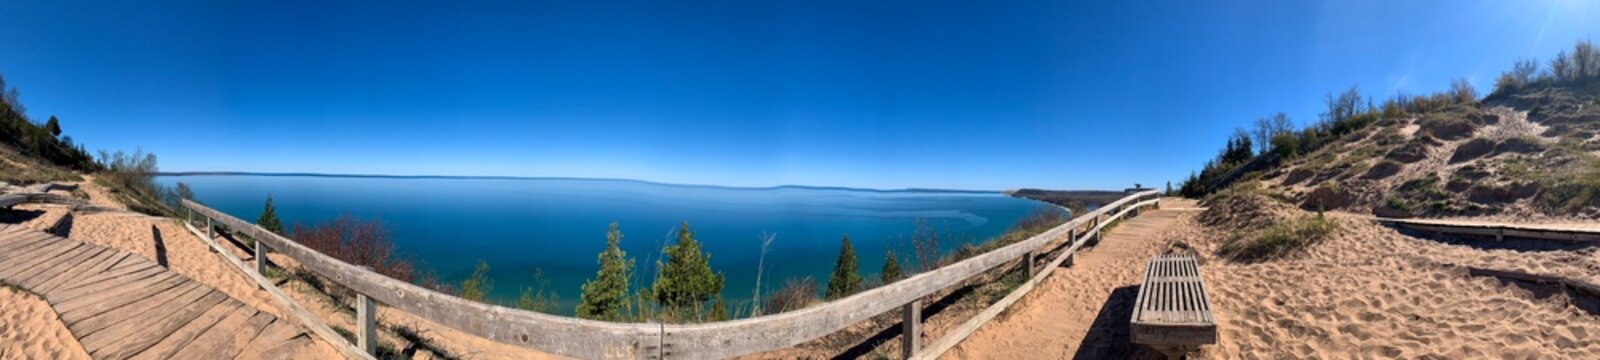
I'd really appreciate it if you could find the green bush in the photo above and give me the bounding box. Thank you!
[458,260,493,302]
[1218,215,1339,262]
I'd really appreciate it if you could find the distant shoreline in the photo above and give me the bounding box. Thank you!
[156,171,1019,195]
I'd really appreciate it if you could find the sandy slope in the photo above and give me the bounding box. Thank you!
[0,286,90,360]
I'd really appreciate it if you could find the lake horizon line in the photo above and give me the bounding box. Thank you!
[157,171,1057,195]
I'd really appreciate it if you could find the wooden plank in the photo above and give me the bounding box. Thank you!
[0,231,60,258]
[74,282,208,340]
[0,193,25,208]
[165,307,266,359]
[50,260,161,301]
[12,245,105,288]
[36,251,127,294]
[24,247,114,293]
[57,273,186,320]
[0,241,84,278]
[83,290,229,360]
[236,320,314,360]
[212,311,280,359]
[0,224,33,240]
[0,238,79,272]
[127,301,243,360]
[49,260,167,305]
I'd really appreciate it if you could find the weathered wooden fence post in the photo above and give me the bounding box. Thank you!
[358,292,376,355]
[1026,251,1036,276]
[255,241,269,275]
[902,299,922,358]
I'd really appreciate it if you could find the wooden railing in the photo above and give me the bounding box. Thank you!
[182,190,1161,359]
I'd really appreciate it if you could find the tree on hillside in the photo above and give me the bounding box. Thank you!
[1448,78,1477,104]
[516,268,560,314]
[257,195,284,234]
[44,116,60,137]
[1574,40,1598,80]
[174,182,194,201]
[1224,128,1254,164]
[1252,112,1294,154]
[1322,86,1366,125]
[1551,51,1574,82]
[881,249,903,284]
[825,235,862,299]
[459,259,493,302]
[1496,59,1539,93]
[651,222,725,319]
[576,223,634,321]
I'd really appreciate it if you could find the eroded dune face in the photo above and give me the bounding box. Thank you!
[0,286,90,360]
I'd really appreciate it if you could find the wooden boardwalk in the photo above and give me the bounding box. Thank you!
[0,223,317,360]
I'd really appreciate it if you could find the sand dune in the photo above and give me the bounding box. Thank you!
[1181,213,1600,359]
[0,286,90,360]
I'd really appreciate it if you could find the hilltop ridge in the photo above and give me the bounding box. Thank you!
[1180,40,1600,220]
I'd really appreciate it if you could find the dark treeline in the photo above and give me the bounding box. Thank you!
[0,72,97,172]
[1179,40,1599,199]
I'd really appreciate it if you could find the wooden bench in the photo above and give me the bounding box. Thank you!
[1131,253,1216,358]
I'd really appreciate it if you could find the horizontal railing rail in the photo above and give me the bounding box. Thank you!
[183,190,1161,359]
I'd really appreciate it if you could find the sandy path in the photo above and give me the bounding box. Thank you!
[0,286,90,360]
[944,201,1198,359]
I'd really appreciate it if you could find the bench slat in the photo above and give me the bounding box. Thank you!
[1131,253,1217,348]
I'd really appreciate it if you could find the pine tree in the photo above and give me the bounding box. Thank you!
[459,260,493,302]
[881,249,903,284]
[709,296,728,321]
[257,195,284,234]
[44,116,61,137]
[825,235,862,299]
[651,222,725,317]
[576,223,634,321]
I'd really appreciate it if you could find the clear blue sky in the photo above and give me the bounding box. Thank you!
[0,1,1593,190]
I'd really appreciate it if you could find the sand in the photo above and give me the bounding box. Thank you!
[946,198,1600,359]
[0,286,90,360]
[1188,213,1600,359]
[944,200,1198,359]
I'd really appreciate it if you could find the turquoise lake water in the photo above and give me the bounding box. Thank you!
[157,175,1054,314]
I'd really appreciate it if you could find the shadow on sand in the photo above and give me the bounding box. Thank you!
[1072,285,1144,359]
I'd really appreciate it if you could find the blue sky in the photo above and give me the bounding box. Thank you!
[0,0,1593,190]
